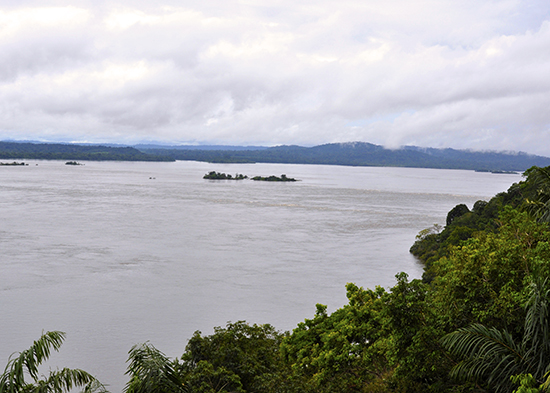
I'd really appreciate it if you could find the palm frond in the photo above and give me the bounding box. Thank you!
[80,379,109,393]
[124,343,186,393]
[0,332,107,393]
[524,166,550,222]
[0,331,66,393]
[523,277,550,380]
[40,368,107,393]
[441,324,527,392]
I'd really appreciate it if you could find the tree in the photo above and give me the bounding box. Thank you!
[124,342,186,393]
[396,207,550,391]
[524,166,550,222]
[181,321,287,393]
[281,284,390,393]
[0,331,107,393]
[429,207,550,334]
[446,204,470,226]
[381,272,459,392]
[441,276,550,393]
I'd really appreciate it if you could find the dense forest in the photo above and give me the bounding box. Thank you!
[0,142,173,161]
[4,166,550,393]
[139,142,550,171]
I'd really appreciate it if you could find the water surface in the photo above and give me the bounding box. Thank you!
[0,161,522,392]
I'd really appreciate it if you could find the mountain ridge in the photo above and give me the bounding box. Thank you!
[139,141,550,171]
[1,140,549,171]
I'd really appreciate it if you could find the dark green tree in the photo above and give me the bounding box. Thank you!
[281,284,391,393]
[181,321,287,393]
[441,276,550,393]
[430,207,550,334]
[446,204,470,226]
[524,166,550,222]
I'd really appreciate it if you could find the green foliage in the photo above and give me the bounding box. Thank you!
[183,361,244,393]
[446,204,470,226]
[251,174,297,182]
[523,166,550,222]
[443,323,526,392]
[381,273,454,392]
[281,284,390,392]
[441,277,550,393]
[411,177,528,283]
[181,321,287,393]
[0,331,107,393]
[511,374,543,393]
[415,224,443,241]
[403,206,550,391]
[431,208,550,333]
[0,142,173,161]
[124,342,186,393]
[202,171,247,180]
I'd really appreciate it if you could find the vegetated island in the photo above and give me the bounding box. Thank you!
[203,172,297,181]
[475,169,518,174]
[0,161,27,166]
[203,171,248,180]
[251,174,297,181]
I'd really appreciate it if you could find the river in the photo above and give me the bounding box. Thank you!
[0,160,522,392]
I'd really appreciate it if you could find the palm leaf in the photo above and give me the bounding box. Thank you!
[40,368,108,393]
[0,332,107,393]
[442,276,550,391]
[124,343,186,393]
[525,166,550,222]
[1,331,66,393]
[523,277,550,380]
[441,324,527,392]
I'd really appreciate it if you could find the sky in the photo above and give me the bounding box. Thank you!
[0,0,550,155]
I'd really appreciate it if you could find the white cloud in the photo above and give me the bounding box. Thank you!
[0,0,549,154]
[0,6,91,37]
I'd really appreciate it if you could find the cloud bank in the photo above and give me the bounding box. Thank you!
[0,0,549,155]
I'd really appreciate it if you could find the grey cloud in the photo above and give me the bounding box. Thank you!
[0,1,550,155]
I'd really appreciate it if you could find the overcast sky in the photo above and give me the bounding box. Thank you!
[1,0,549,154]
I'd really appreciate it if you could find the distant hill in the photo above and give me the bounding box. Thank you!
[138,142,550,171]
[0,141,173,161]
[2,140,548,170]
[134,144,268,151]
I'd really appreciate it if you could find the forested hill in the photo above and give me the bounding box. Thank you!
[0,141,174,161]
[3,140,549,169]
[139,142,550,171]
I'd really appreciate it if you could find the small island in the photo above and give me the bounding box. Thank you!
[475,169,518,174]
[251,174,297,182]
[491,170,518,174]
[0,161,28,166]
[65,161,83,166]
[203,171,248,180]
